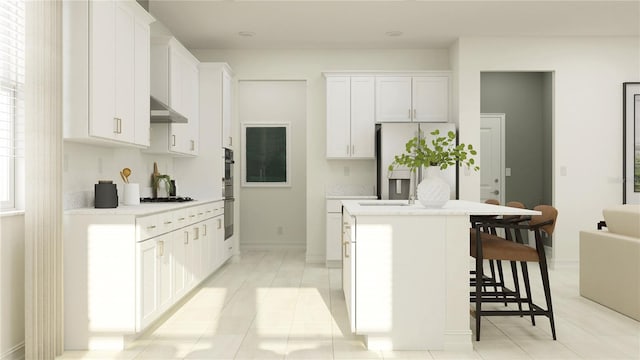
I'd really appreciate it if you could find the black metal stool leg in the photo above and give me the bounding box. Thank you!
[538,255,557,340]
[510,260,523,315]
[521,261,536,326]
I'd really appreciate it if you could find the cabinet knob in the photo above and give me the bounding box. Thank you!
[147,225,156,230]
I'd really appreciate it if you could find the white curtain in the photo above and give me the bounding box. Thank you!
[24,0,63,358]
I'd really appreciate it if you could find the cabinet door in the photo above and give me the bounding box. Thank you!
[184,62,199,155]
[172,229,187,300]
[89,0,117,140]
[157,233,173,312]
[139,239,158,329]
[133,18,150,146]
[375,77,412,122]
[412,76,449,123]
[215,215,227,265]
[326,76,351,158]
[326,212,342,262]
[222,69,233,148]
[114,3,135,143]
[350,77,375,158]
[342,213,356,332]
[192,224,203,282]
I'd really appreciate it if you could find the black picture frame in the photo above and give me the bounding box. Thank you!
[623,82,640,204]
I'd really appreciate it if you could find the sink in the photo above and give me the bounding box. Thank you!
[358,202,409,207]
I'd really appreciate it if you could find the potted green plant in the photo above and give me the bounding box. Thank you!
[152,174,174,198]
[388,129,479,207]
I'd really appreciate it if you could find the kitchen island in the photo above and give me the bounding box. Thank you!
[340,199,539,351]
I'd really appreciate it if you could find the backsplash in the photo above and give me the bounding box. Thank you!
[63,142,175,209]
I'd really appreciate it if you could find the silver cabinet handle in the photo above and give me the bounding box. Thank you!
[194,227,199,240]
[184,231,189,244]
[351,145,354,155]
[346,145,350,155]
[408,109,411,119]
[178,217,186,221]
[147,225,156,230]
[413,109,416,119]
[172,134,176,146]
[164,221,172,225]
[158,240,164,257]
[229,137,232,146]
[189,214,196,218]
[217,218,222,229]
[343,240,350,258]
[203,224,207,236]
[191,140,195,151]
[113,118,119,134]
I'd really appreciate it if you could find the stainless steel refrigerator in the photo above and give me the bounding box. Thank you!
[377,122,457,200]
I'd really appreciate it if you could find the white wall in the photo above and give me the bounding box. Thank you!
[454,37,640,265]
[63,142,175,208]
[0,214,25,360]
[192,48,450,261]
[237,81,307,248]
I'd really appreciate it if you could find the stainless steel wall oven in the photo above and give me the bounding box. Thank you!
[224,148,234,240]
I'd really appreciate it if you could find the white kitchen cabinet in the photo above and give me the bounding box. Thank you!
[222,68,233,149]
[325,75,375,159]
[64,200,225,350]
[63,0,154,147]
[375,73,450,123]
[342,209,356,332]
[138,235,158,330]
[148,37,200,156]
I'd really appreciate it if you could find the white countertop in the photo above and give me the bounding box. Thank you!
[64,197,224,216]
[325,195,378,200]
[342,199,541,216]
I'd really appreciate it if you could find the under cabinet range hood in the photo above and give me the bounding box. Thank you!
[150,96,188,123]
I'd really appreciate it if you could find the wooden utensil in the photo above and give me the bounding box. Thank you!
[122,167,131,183]
[120,171,127,183]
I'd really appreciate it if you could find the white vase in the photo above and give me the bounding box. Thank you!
[417,166,451,208]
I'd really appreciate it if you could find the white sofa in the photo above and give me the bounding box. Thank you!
[579,204,640,321]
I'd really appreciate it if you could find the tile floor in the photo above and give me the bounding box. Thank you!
[57,250,640,360]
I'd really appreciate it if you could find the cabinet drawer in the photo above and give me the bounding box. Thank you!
[137,214,161,241]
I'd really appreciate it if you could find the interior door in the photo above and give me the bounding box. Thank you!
[480,114,505,204]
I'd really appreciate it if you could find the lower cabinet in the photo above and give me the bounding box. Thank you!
[64,200,228,350]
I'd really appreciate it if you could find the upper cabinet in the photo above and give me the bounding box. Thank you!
[325,75,375,159]
[63,0,154,147]
[375,73,450,123]
[147,37,199,156]
[221,69,233,149]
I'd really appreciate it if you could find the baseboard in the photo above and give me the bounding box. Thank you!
[549,258,579,269]
[325,259,342,268]
[305,254,325,264]
[443,330,473,351]
[1,342,25,360]
[239,242,306,251]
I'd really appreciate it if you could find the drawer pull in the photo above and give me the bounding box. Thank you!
[178,217,186,221]
[158,240,164,257]
[189,215,196,218]
[206,210,212,213]
[147,225,156,230]
[198,212,204,216]
[164,221,172,225]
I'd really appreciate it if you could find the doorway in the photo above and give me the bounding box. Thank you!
[480,114,505,205]
[480,72,553,245]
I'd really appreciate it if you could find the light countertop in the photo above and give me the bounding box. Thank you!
[342,199,541,217]
[64,197,224,216]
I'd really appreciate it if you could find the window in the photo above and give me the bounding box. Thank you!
[242,123,290,187]
[0,0,25,210]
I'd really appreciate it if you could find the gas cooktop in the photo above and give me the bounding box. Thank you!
[140,197,194,203]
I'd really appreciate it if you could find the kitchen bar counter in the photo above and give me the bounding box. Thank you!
[340,199,539,351]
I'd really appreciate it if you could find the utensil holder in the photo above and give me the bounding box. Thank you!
[123,183,140,205]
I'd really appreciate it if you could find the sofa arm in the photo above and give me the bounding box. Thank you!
[579,230,640,321]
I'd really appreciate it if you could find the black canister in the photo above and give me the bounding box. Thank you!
[95,180,118,208]
[169,180,176,197]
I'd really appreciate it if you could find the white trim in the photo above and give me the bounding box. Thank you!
[305,254,325,264]
[480,113,506,205]
[0,342,24,360]
[549,259,579,270]
[240,242,305,251]
[323,70,452,78]
[443,330,473,352]
[241,122,291,187]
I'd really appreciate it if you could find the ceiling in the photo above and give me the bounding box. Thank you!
[148,1,640,50]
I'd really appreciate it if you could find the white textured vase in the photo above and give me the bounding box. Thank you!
[417,166,451,208]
